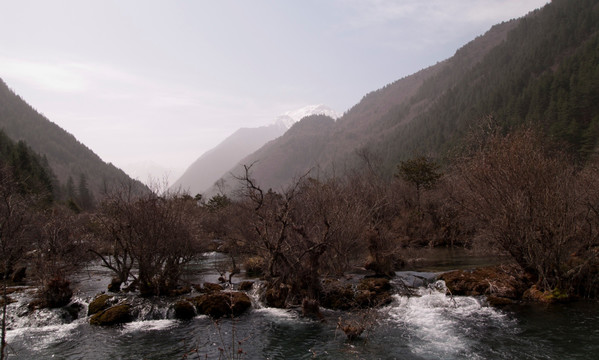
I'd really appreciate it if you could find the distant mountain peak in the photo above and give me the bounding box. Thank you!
[274,104,339,129]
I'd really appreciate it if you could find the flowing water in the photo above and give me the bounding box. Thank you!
[3,252,599,359]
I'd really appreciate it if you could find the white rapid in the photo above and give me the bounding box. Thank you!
[385,280,514,359]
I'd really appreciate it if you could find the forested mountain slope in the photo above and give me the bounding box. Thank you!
[0,129,57,204]
[222,0,599,191]
[0,78,144,199]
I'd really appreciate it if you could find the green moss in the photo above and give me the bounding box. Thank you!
[89,304,131,326]
[546,288,570,301]
[87,294,111,316]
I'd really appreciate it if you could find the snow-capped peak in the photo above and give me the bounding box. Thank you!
[274,104,340,129]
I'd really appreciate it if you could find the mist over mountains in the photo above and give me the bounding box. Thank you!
[171,105,339,196]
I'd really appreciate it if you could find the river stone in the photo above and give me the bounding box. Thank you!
[173,300,196,320]
[203,282,224,293]
[90,303,132,326]
[190,291,251,318]
[88,294,112,316]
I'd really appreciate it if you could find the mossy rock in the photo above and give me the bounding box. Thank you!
[173,300,196,320]
[90,304,132,326]
[190,291,251,318]
[523,285,570,303]
[486,296,514,307]
[438,265,529,299]
[203,282,224,293]
[88,294,112,316]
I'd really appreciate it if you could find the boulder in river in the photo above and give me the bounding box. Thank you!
[189,291,252,318]
[202,282,224,293]
[88,294,112,316]
[90,303,132,326]
[173,300,196,320]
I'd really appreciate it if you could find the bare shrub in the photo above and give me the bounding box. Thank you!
[91,183,206,296]
[450,127,599,295]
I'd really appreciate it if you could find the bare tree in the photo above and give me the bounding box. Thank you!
[30,208,90,308]
[235,165,369,306]
[91,184,205,296]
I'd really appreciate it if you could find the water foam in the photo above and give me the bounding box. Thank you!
[121,319,177,333]
[255,307,299,321]
[386,280,508,359]
[6,321,84,352]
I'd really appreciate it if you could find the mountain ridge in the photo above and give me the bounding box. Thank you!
[171,104,339,195]
[0,78,145,199]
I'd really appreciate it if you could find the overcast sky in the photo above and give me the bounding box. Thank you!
[0,0,548,184]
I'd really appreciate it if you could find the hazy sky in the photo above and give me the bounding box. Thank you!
[0,0,548,183]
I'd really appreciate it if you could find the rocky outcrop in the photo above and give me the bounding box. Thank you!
[90,303,132,326]
[189,291,252,318]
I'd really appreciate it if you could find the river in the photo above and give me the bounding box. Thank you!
[4,252,599,359]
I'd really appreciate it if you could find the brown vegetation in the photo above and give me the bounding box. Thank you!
[90,183,206,296]
[450,127,599,297]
